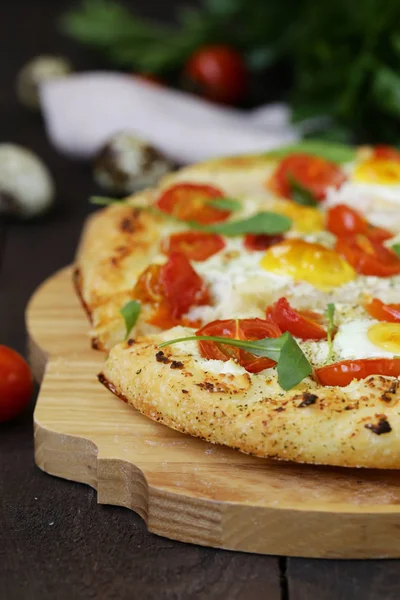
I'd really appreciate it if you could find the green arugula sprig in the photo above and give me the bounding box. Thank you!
[287,174,318,207]
[325,303,336,361]
[392,243,400,257]
[194,212,291,236]
[120,300,141,339]
[89,195,292,236]
[159,331,312,391]
[207,197,242,211]
[90,196,125,205]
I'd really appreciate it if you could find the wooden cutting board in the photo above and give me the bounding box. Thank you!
[27,266,400,559]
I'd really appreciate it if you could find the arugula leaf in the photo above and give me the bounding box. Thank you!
[287,174,318,207]
[207,197,242,211]
[194,212,292,236]
[90,196,123,205]
[277,334,313,391]
[391,243,400,257]
[120,300,141,340]
[159,331,312,391]
[325,303,335,361]
[265,141,356,164]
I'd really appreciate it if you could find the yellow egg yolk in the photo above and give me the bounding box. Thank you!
[353,158,400,185]
[367,322,400,353]
[260,239,356,291]
[272,200,324,233]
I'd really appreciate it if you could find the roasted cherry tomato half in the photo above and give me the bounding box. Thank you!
[316,358,400,387]
[183,45,247,105]
[244,233,284,251]
[365,298,400,323]
[0,345,33,423]
[196,318,282,373]
[134,252,209,328]
[156,183,230,225]
[335,235,400,277]
[266,297,326,340]
[269,153,346,202]
[162,231,225,261]
[372,145,400,161]
[326,204,392,242]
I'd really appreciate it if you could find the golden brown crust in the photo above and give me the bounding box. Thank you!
[75,191,171,349]
[101,335,400,469]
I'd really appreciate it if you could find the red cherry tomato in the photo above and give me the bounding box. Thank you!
[266,297,327,340]
[184,45,247,105]
[133,253,209,328]
[162,231,225,261]
[244,233,284,251]
[157,183,230,225]
[365,298,400,323]
[326,204,392,242]
[196,318,282,373]
[373,145,400,161]
[160,252,210,318]
[269,153,346,202]
[316,358,400,387]
[335,235,400,277]
[0,346,33,423]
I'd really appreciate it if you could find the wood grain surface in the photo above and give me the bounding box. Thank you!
[28,266,400,560]
[2,1,400,598]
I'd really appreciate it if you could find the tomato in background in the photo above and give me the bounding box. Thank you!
[0,345,33,423]
[183,45,247,105]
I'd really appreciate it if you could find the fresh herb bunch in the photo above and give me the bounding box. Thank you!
[62,0,400,143]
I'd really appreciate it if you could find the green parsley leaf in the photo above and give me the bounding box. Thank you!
[325,303,335,361]
[192,212,292,236]
[159,331,312,391]
[120,300,141,340]
[287,174,318,207]
[207,197,242,211]
[392,243,400,257]
[90,196,124,206]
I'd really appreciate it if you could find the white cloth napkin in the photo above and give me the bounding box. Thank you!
[40,72,299,164]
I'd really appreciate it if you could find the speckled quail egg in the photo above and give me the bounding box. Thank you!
[93,132,173,194]
[16,55,73,111]
[0,144,55,218]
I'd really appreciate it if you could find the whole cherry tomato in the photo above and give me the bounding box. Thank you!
[0,345,33,423]
[183,45,247,105]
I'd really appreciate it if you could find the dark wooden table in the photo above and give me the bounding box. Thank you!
[1,2,400,598]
